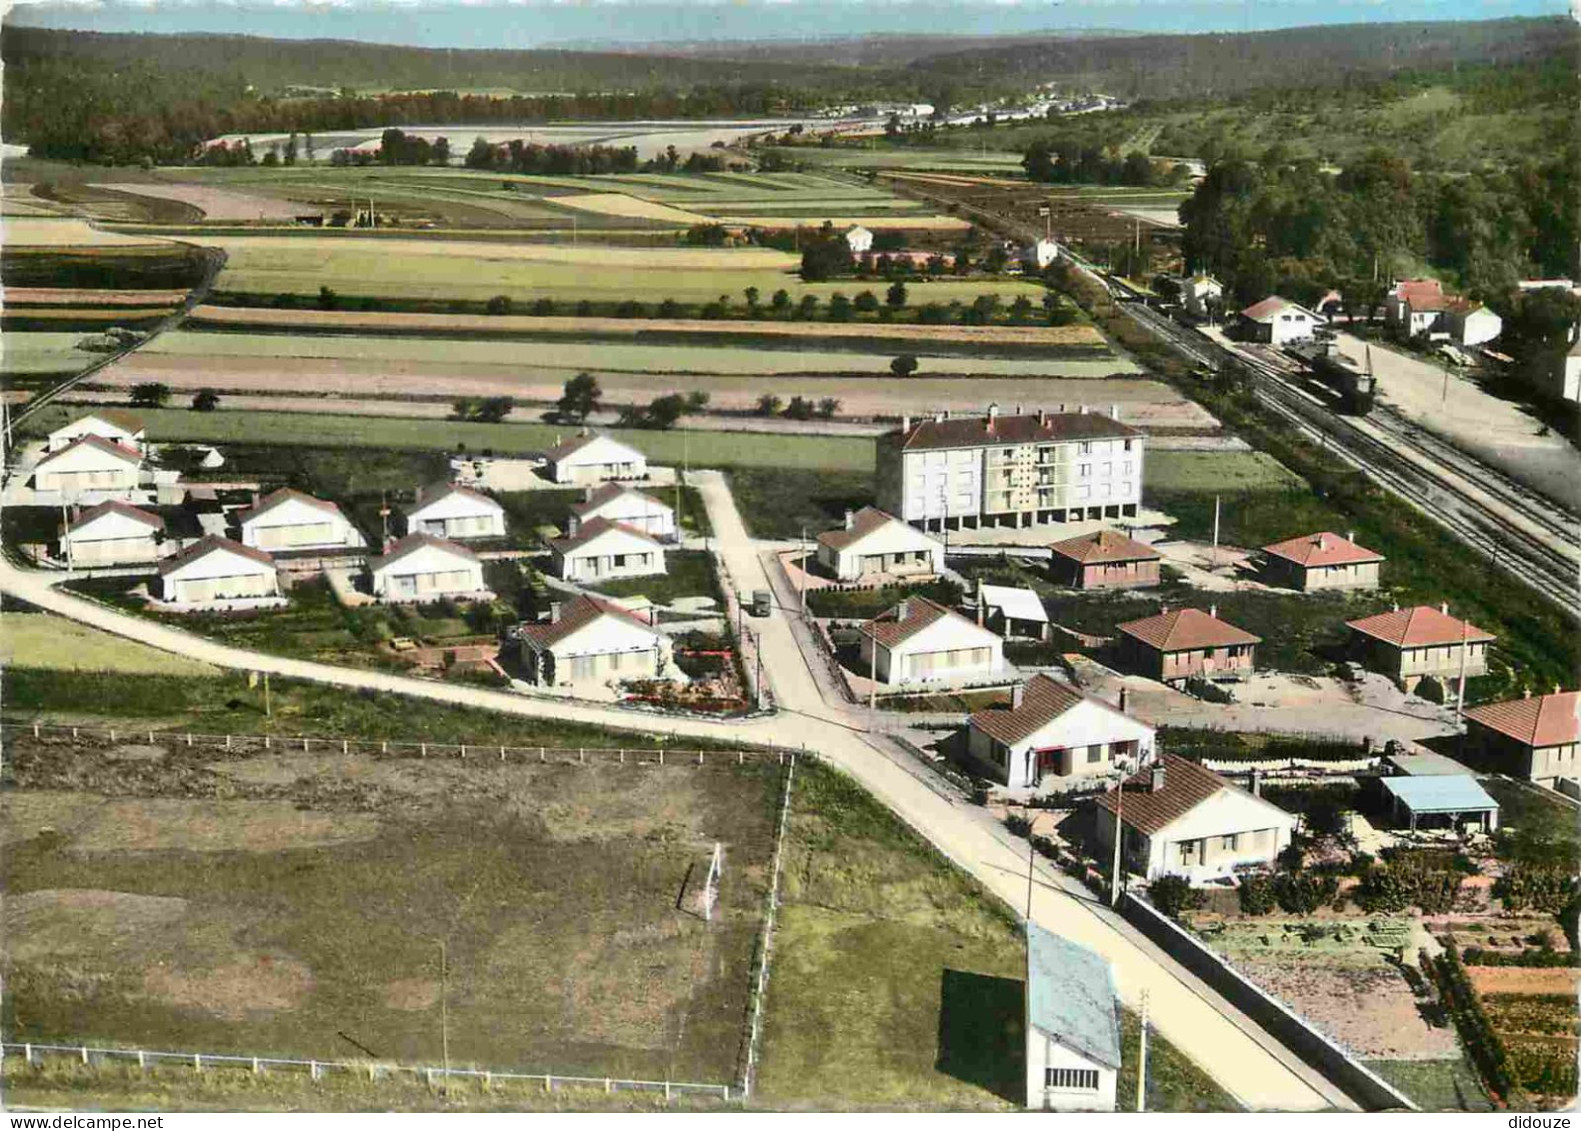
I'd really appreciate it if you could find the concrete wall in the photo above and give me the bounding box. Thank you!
[1026,1031,1116,1112]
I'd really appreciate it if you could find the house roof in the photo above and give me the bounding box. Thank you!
[368,532,480,572]
[543,430,640,464]
[1093,752,1231,835]
[1395,278,1447,312]
[64,499,164,534]
[969,673,1094,746]
[1116,607,1261,652]
[37,433,143,467]
[1240,295,1321,323]
[1026,923,1122,1070]
[1050,528,1161,565]
[404,482,502,517]
[979,584,1048,624]
[156,534,274,576]
[569,482,668,518]
[1261,531,1383,569]
[549,515,662,554]
[816,506,911,551]
[859,594,977,649]
[1346,606,1495,648]
[1379,774,1498,815]
[1464,691,1580,749]
[59,408,145,434]
[518,593,655,649]
[891,410,1141,452]
[1384,749,1475,777]
[236,487,345,526]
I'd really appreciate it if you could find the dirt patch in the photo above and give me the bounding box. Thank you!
[508,766,711,844]
[1467,967,1580,997]
[2,889,190,963]
[144,955,314,1020]
[382,977,441,1012]
[1238,960,1459,1059]
[106,744,168,763]
[0,792,105,846]
[69,799,380,853]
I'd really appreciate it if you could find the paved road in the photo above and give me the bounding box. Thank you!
[0,476,1347,1112]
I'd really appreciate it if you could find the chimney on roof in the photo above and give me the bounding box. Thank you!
[1440,601,1449,615]
[934,410,946,424]
[895,598,910,622]
[1392,601,1399,612]
[1555,683,1562,695]
[1209,603,1218,619]
[902,414,911,434]
[1012,680,1025,709]
[1523,687,1532,699]
[1346,529,1355,543]
[1149,762,1166,792]
[844,508,855,530]
[1317,533,1327,551]
[1110,403,1120,420]
[1078,404,1088,415]
[1119,686,1128,714]
[1038,407,1047,426]
[549,601,563,624]
[1015,403,1023,417]
[1250,767,1262,797]
[986,403,999,432]
[976,577,985,626]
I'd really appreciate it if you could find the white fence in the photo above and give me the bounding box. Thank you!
[2,1041,733,1102]
[739,755,796,1098]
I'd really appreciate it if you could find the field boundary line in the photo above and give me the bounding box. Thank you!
[1,1041,733,1102]
[739,754,796,1098]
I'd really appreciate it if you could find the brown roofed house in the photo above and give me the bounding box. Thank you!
[967,674,1155,788]
[1463,689,1580,786]
[1345,603,1494,694]
[858,595,1004,687]
[1260,530,1384,592]
[1115,606,1260,684]
[1049,529,1162,590]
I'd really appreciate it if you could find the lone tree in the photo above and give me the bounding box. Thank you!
[744,286,760,309]
[190,388,221,412]
[890,354,919,379]
[485,294,513,315]
[317,285,340,311]
[755,393,783,416]
[129,382,171,408]
[1147,874,1205,921]
[770,289,791,313]
[853,290,879,315]
[557,372,602,422]
[473,395,514,424]
[644,393,688,430]
[827,292,853,322]
[817,396,840,419]
[886,280,908,309]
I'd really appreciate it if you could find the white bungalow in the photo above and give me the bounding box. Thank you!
[46,409,147,456]
[517,594,673,687]
[32,435,143,495]
[549,518,665,583]
[844,225,874,254]
[815,507,943,583]
[155,536,281,607]
[369,534,489,603]
[1025,923,1121,1112]
[403,483,506,541]
[542,431,647,485]
[1093,753,1297,883]
[968,675,1155,788]
[858,595,1004,687]
[1023,238,1060,270]
[1237,295,1325,345]
[237,488,361,551]
[60,500,164,567]
[1181,274,1223,319]
[568,483,675,539]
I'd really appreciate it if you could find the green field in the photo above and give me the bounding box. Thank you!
[1142,450,1303,492]
[0,613,218,676]
[762,147,1030,172]
[0,330,98,377]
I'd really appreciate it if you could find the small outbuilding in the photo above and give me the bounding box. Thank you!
[1260,530,1383,592]
[1048,529,1162,590]
[1024,923,1121,1112]
[1237,295,1325,345]
[1378,775,1499,833]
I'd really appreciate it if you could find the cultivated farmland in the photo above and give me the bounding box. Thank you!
[1,332,99,378]
[1,217,173,248]
[91,183,319,223]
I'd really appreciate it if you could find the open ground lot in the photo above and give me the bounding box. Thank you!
[1,733,779,1082]
[0,612,218,676]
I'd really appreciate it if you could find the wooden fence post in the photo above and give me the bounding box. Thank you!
[620,749,625,764]
[194,1053,202,1071]
[544,1075,551,1093]
[579,747,585,764]
[253,1057,261,1074]
[343,740,349,754]
[72,727,79,739]
[421,744,428,758]
[697,751,703,765]
[659,749,665,766]
[499,746,506,762]
[110,729,117,742]
[225,734,232,749]
[24,1044,33,1065]
[138,1050,146,1070]
[460,744,467,759]
[32,723,39,737]
[310,1061,320,1081]
[303,737,309,751]
[186,733,193,746]
[81,1045,89,1065]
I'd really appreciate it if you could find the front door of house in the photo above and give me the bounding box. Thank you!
[1035,747,1066,778]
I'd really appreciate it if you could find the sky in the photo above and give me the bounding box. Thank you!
[3,0,1571,49]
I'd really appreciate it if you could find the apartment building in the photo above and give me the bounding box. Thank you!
[877,405,1144,531]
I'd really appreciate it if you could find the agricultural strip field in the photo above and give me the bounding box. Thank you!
[1,732,780,1083]
[1,332,99,379]
[4,288,192,307]
[92,183,318,223]
[760,147,1029,172]
[1,217,173,248]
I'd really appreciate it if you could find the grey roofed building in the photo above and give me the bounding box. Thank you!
[1378,774,1499,832]
[1026,922,1122,1070]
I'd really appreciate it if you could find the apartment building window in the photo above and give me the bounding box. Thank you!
[1045,1069,1099,1091]
[1078,442,1093,456]
[1079,463,1092,478]
[1124,439,1134,452]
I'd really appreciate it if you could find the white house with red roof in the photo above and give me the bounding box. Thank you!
[815,507,943,582]
[46,410,147,456]
[155,536,281,607]
[542,431,647,485]
[1385,278,1450,337]
[516,594,673,687]
[968,674,1155,788]
[60,500,164,566]
[1346,603,1495,693]
[858,595,1004,686]
[1237,295,1324,345]
[403,482,506,541]
[238,488,361,551]
[1464,689,1579,786]
[1180,274,1223,319]
[1260,530,1384,592]
[32,434,143,496]
[1116,606,1260,684]
[1093,753,1296,882]
[567,483,675,539]
[369,534,488,603]
[549,517,665,583]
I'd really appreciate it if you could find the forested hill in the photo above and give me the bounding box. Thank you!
[910,17,1578,100]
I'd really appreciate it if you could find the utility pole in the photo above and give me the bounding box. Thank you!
[263,671,272,718]
[1109,775,1125,908]
[868,633,878,721]
[1135,990,1150,1112]
[438,939,450,1091]
[1455,615,1470,718]
[1025,833,1036,921]
[799,525,807,614]
[1211,494,1221,564]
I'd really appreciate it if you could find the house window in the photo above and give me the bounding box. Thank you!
[1123,439,1134,452]
[1045,1068,1099,1091]
[1085,744,1103,764]
[1222,833,1239,851]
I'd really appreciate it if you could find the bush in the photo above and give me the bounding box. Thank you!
[1433,943,1517,1101]
[1461,946,1581,968]
[190,388,220,412]
[1493,867,1581,913]
[853,290,879,314]
[890,354,919,379]
[129,382,170,408]
[658,298,681,318]
[1238,872,1277,915]
[1148,874,1205,920]
[531,298,555,316]
[1417,675,1448,704]
[1272,871,1339,916]
[485,294,513,315]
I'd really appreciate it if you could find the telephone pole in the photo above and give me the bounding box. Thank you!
[438,939,450,1091]
[1135,990,1150,1112]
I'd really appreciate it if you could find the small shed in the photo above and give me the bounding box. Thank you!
[1025,923,1120,1112]
[1378,775,1498,833]
[977,582,1049,640]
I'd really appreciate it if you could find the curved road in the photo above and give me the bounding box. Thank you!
[0,470,1346,1112]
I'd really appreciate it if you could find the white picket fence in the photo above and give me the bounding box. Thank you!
[2,1041,733,1101]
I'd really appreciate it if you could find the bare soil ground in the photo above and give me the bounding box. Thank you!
[1466,967,1580,996]
[93,183,322,222]
[1237,960,1459,1059]
[4,288,191,306]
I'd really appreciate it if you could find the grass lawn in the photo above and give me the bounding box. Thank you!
[805,578,962,621]
[1479,779,1581,861]
[497,485,711,540]
[1143,450,1302,493]
[588,549,722,608]
[0,612,218,676]
[1116,1008,1241,1113]
[1363,1057,1493,1112]
[726,467,876,540]
[878,689,1010,714]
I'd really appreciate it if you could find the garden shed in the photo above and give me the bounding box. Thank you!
[1378,775,1499,832]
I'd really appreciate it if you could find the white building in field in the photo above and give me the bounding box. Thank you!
[1552,343,1581,404]
[1093,753,1296,882]
[403,483,506,541]
[46,409,148,456]
[369,533,489,603]
[237,488,361,551]
[568,483,675,539]
[844,225,874,254]
[549,517,665,583]
[814,507,944,583]
[1025,923,1121,1112]
[32,434,142,495]
[877,405,1144,530]
[1237,296,1325,345]
[543,432,647,486]
[60,500,163,566]
[155,536,281,607]
[968,675,1155,789]
[1181,274,1223,319]
[517,594,673,687]
[858,595,1004,687]
[1446,300,1502,347]
[1023,238,1060,270]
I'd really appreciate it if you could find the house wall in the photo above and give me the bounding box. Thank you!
[530,644,662,686]
[1025,1032,1116,1112]
[1095,788,1293,881]
[1273,558,1380,592]
[1061,557,1159,590]
[1466,722,1580,785]
[48,422,143,453]
[64,533,159,566]
[410,513,503,540]
[36,465,139,494]
[162,568,279,604]
[1158,644,1256,682]
[375,562,486,602]
[990,703,1156,789]
[245,517,354,551]
[1352,635,1489,685]
[555,545,664,582]
[573,503,674,539]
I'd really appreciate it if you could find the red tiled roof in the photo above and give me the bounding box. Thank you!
[368,532,480,572]
[817,507,911,551]
[157,535,275,576]
[1395,278,1447,312]
[1050,529,1161,565]
[518,593,656,649]
[892,410,1140,452]
[1464,691,1579,749]
[1345,606,1495,648]
[37,433,143,467]
[569,483,666,517]
[1240,295,1321,322]
[65,499,164,534]
[549,516,662,554]
[969,674,1092,746]
[236,487,345,526]
[859,594,981,649]
[62,408,145,434]
[1261,531,1383,569]
[1093,753,1230,836]
[1116,608,1261,652]
[404,481,502,517]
